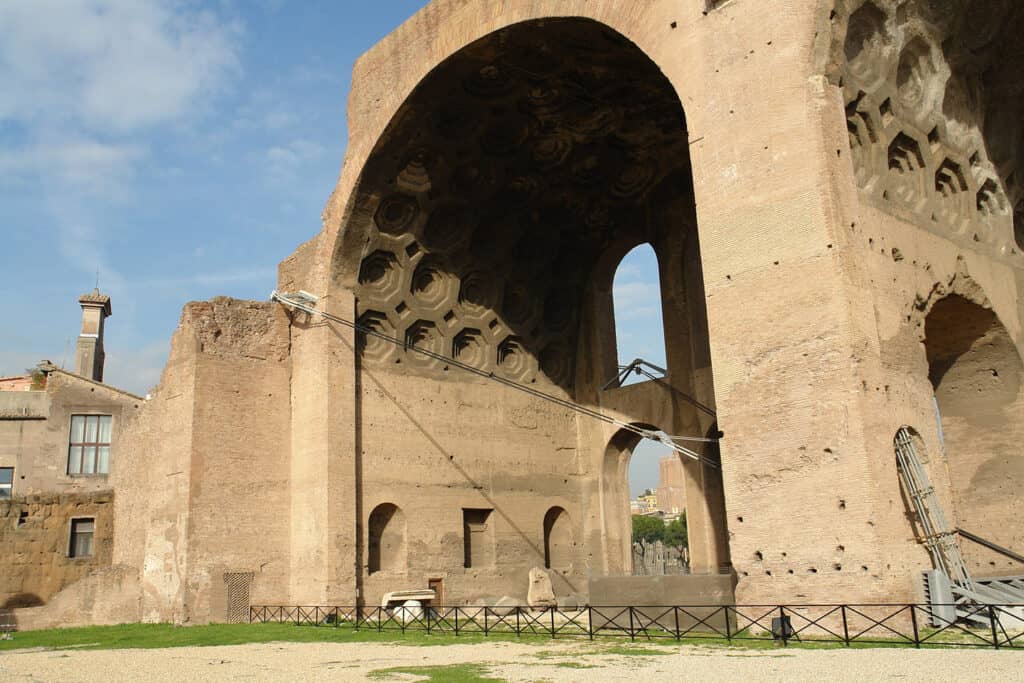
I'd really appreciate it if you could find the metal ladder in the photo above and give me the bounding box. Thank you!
[894,427,1024,626]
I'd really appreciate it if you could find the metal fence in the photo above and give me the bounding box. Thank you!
[249,603,1024,649]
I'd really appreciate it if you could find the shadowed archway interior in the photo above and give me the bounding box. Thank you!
[342,18,693,395]
[924,295,1024,576]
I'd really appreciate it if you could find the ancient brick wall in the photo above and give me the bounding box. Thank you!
[40,0,1021,626]
[112,298,292,624]
[0,492,113,609]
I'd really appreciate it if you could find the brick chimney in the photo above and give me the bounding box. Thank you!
[76,289,111,382]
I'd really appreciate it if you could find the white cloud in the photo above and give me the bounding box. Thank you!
[265,138,326,184]
[0,139,144,196]
[0,0,242,133]
[612,280,661,314]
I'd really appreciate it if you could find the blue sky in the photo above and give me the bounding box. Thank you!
[0,1,671,495]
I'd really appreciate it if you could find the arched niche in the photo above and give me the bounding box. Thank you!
[367,503,406,574]
[543,506,574,571]
[924,295,1024,575]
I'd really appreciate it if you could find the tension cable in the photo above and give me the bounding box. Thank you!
[271,290,718,467]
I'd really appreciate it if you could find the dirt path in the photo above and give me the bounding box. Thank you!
[0,640,1019,682]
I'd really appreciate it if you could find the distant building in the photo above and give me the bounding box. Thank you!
[630,490,659,516]
[0,376,36,392]
[656,455,687,516]
[0,291,142,617]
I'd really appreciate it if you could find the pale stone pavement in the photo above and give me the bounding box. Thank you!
[0,640,1021,682]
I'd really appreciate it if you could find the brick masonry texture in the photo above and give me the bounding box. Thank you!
[4,0,1022,628]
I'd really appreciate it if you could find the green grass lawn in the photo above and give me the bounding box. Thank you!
[0,621,1009,653]
[0,622,559,652]
[367,663,504,682]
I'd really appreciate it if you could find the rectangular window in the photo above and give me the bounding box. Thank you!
[69,518,95,558]
[462,508,494,569]
[0,468,12,499]
[68,415,112,475]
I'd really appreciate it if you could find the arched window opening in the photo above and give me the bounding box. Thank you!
[628,433,691,576]
[543,507,573,570]
[367,503,406,574]
[923,295,1024,576]
[612,244,668,387]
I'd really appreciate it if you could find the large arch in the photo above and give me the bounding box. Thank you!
[342,18,692,394]
[600,423,729,577]
[923,295,1024,576]
[331,17,727,605]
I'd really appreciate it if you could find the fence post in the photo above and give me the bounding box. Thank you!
[910,605,920,648]
[587,606,594,640]
[989,605,1000,650]
[778,606,788,647]
[841,605,850,646]
[628,607,636,641]
[484,608,489,637]
[426,605,432,635]
[723,606,731,643]
[550,606,556,639]
[515,607,521,637]
[377,606,383,633]
[454,607,459,636]
[674,606,681,642]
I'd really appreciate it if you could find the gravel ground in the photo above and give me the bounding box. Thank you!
[0,640,1020,682]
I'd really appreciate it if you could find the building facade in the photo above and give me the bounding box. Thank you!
[4,0,1023,628]
[0,292,142,623]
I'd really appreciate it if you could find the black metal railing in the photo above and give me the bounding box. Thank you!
[248,602,1024,649]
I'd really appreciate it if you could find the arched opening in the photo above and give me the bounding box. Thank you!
[602,425,727,576]
[543,506,573,571]
[611,243,668,387]
[924,295,1024,576]
[367,503,406,574]
[343,17,697,397]
[339,16,723,604]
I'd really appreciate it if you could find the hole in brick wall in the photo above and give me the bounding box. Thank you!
[861,565,869,571]
[17,511,27,527]
[837,545,845,553]
[838,499,846,510]
[809,567,818,573]
[754,550,763,561]
[834,563,842,571]
[765,570,772,576]
[788,569,794,574]
[736,516,743,523]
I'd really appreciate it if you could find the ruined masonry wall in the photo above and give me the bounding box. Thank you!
[0,492,113,608]
[357,368,587,605]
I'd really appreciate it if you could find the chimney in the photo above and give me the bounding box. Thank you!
[76,289,112,382]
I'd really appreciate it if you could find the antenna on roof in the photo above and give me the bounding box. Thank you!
[95,267,100,290]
